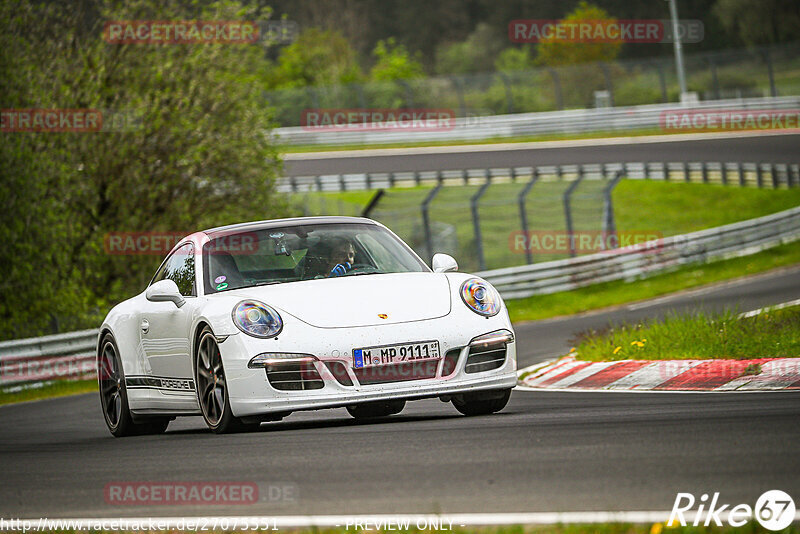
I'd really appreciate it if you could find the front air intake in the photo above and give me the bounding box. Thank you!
[464,346,506,374]
[265,361,324,390]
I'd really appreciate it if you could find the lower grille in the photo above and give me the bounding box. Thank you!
[355,360,439,385]
[441,348,461,377]
[266,362,324,390]
[465,346,506,374]
[324,361,353,386]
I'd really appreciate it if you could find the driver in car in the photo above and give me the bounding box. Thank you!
[326,237,355,277]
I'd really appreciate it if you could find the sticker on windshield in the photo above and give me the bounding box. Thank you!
[216,282,228,291]
[214,275,226,284]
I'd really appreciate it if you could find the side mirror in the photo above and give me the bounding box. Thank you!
[432,253,458,273]
[146,279,186,308]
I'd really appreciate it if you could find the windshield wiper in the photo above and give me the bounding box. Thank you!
[250,280,285,287]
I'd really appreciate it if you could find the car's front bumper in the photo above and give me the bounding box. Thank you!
[219,308,517,417]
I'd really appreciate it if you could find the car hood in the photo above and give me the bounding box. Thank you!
[223,272,452,328]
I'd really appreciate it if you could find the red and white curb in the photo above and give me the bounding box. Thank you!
[517,356,800,392]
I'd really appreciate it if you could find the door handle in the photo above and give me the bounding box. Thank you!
[140,319,150,334]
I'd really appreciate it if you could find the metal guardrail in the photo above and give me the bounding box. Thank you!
[477,206,800,299]
[274,95,800,147]
[0,329,97,387]
[279,159,800,193]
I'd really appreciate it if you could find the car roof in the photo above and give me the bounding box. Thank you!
[202,216,378,238]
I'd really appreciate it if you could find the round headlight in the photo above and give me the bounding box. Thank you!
[460,278,501,317]
[232,300,282,338]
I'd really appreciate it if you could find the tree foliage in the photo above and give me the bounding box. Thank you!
[535,1,623,67]
[369,38,425,81]
[0,0,286,338]
[712,0,800,46]
[267,27,363,88]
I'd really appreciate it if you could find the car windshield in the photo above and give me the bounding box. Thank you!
[202,222,429,294]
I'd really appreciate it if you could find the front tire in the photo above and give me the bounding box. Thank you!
[195,327,259,434]
[452,389,511,416]
[347,400,406,419]
[98,333,169,437]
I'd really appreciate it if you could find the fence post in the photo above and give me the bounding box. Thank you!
[600,63,615,106]
[683,161,690,182]
[421,184,443,262]
[771,163,779,189]
[721,162,728,185]
[762,49,778,97]
[563,166,585,258]
[289,176,298,193]
[518,168,540,265]
[548,68,564,110]
[361,189,385,218]
[709,59,721,100]
[602,170,624,249]
[653,62,668,102]
[498,72,514,114]
[365,173,372,190]
[397,80,414,108]
[738,162,745,187]
[756,163,764,188]
[702,162,709,183]
[471,173,492,271]
[453,77,467,117]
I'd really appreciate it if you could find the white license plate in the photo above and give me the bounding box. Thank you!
[353,340,440,369]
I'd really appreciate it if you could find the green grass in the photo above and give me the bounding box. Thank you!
[573,305,800,362]
[0,379,96,406]
[507,239,800,323]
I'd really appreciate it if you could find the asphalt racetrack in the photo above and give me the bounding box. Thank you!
[2,267,799,519]
[283,132,800,176]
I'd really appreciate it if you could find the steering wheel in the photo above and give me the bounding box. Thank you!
[346,263,380,274]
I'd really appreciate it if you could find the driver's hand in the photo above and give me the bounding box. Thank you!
[329,262,352,277]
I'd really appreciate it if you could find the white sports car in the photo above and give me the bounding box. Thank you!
[97,217,517,436]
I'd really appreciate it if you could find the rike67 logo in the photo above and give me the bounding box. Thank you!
[669,490,796,530]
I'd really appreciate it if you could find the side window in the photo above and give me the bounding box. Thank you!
[152,243,196,297]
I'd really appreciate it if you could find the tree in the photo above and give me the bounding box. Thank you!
[369,38,425,82]
[713,0,800,46]
[535,1,623,67]
[434,23,507,75]
[0,0,286,338]
[268,28,362,88]
[494,47,535,72]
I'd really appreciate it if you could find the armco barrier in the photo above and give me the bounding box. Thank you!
[0,329,97,387]
[2,206,799,387]
[278,160,800,193]
[477,206,800,299]
[273,95,800,147]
